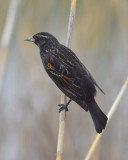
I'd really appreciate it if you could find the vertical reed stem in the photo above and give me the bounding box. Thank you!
[56,0,77,160]
[0,0,20,89]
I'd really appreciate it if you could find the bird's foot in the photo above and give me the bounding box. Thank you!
[58,99,72,113]
[58,104,69,112]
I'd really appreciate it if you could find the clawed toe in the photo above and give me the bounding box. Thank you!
[58,99,71,113]
[58,104,68,113]
[58,104,62,107]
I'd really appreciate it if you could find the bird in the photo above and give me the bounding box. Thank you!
[25,32,108,133]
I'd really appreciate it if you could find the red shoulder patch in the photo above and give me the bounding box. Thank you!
[47,62,54,69]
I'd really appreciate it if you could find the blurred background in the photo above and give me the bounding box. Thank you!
[0,0,128,160]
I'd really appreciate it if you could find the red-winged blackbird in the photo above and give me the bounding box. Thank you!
[25,32,108,133]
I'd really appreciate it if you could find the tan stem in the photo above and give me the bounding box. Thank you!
[56,0,77,160]
[0,0,20,89]
[84,77,128,160]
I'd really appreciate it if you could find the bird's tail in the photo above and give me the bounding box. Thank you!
[88,101,108,133]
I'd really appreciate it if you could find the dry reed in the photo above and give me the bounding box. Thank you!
[56,0,77,160]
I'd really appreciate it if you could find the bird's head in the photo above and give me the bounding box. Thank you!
[25,32,58,49]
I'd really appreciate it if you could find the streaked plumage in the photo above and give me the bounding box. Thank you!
[25,32,108,133]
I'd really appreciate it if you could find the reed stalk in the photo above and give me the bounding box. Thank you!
[56,0,77,160]
[84,77,128,160]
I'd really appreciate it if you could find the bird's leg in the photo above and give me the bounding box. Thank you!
[58,99,72,113]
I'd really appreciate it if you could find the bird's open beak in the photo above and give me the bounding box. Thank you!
[24,36,35,42]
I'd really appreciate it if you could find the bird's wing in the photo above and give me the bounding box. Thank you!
[82,65,105,94]
[45,51,84,98]
[59,45,105,94]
